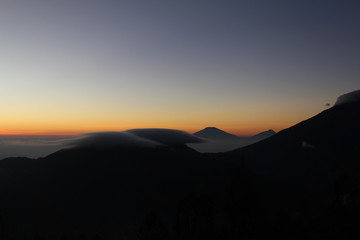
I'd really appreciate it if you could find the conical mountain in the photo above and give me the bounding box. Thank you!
[251,129,276,140]
[194,127,240,140]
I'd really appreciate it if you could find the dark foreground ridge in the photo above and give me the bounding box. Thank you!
[0,90,360,240]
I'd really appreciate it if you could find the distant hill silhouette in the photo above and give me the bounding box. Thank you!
[190,128,276,153]
[251,129,276,140]
[193,127,240,140]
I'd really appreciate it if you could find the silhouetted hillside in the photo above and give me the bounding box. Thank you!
[0,145,235,239]
[231,96,360,156]
[230,93,360,237]
[1,90,360,239]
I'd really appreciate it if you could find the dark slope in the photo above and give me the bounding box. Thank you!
[232,101,360,155]
[0,145,234,238]
[230,101,360,215]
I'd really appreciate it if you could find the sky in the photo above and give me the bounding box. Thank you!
[0,0,359,136]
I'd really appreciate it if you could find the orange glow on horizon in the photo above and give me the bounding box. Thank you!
[0,124,284,137]
[0,103,319,137]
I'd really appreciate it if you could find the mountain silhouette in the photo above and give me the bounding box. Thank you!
[251,129,276,140]
[190,128,276,153]
[230,90,360,218]
[1,90,360,239]
[193,127,240,140]
[0,144,233,239]
[232,90,360,155]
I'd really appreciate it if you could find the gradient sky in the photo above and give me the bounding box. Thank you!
[1,0,359,135]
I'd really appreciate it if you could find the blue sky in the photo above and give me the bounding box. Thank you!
[0,0,359,135]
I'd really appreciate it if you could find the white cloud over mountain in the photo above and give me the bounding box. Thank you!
[335,89,360,106]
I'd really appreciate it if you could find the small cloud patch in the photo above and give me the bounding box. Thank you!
[301,141,314,148]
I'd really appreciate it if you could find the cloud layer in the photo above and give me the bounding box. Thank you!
[70,132,161,149]
[125,128,203,145]
[68,128,203,150]
[0,129,204,159]
[335,89,360,106]
[0,135,75,159]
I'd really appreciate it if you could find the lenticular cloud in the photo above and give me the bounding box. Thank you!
[335,89,360,106]
[70,132,162,149]
[66,128,203,150]
[125,128,203,145]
